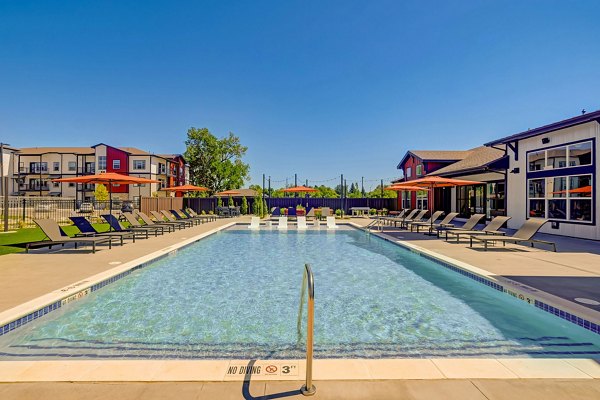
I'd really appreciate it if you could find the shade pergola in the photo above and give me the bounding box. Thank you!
[161,184,209,195]
[393,176,482,234]
[53,172,159,225]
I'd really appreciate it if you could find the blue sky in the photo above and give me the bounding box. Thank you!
[1,1,599,189]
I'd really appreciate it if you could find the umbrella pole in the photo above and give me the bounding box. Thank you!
[109,181,113,232]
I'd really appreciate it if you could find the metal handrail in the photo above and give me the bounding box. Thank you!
[298,263,316,396]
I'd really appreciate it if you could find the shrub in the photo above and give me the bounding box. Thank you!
[241,196,248,214]
[335,209,342,217]
[201,210,206,215]
[369,208,376,215]
[217,197,223,208]
[253,196,261,215]
[262,199,268,218]
[228,196,234,207]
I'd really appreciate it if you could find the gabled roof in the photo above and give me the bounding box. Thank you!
[431,146,506,177]
[119,147,150,155]
[17,147,94,155]
[397,150,471,169]
[485,109,600,146]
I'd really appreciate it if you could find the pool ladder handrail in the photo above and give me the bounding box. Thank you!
[297,263,316,396]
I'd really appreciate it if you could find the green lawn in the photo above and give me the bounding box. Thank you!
[0,223,114,256]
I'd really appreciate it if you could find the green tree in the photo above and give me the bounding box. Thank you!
[184,127,250,194]
[262,199,268,217]
[249,184,263,197]
[348,182,362,198]
[94,184,109,201]
[217,197,223,207]
[241,196,248,214]
[228,195,234,207]
[253,195,261,216]
[313,185,339,198]
[367,185,397,198]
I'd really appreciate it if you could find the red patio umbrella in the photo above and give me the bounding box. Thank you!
[162,184,209,194]
[282,185,318,193]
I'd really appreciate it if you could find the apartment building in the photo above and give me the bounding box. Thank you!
[11,143,188,202]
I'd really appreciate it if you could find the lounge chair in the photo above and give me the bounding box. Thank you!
[102,214,157,238]
[305,207,315,220]
[444,216,511,242]
[288,207,297,219]
[320,207,331,220]
[34,218,112,253]
[407,210,444,231]
[469,218,555,251]
[170,209,201,226]
[184,209,215,223]
[148,210,186,229]
[69,216,135,245]
[326,216,338,229]
[380,209,414,227]
[248,216,260,230]
[439,213,485,238]
[135,211,177,232]
[297,216,308,230]
[277,216,288,230]
[411,212,459,233]
[160,210,193,228]
[400,209,428,229]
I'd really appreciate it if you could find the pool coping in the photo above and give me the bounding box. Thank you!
[0,221,598,382]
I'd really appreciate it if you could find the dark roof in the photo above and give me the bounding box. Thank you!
[431,146,506,177]
[397,150,471,169]
[485,109,600,146]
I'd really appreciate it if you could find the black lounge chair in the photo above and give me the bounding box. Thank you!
[470,218,556,251]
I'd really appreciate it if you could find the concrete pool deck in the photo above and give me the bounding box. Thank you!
[0,215,599,398]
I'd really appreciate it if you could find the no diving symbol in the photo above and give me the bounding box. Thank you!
[265,365,278,374]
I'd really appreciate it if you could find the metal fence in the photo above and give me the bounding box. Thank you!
[184,197,397,215]
[0,197,139,229]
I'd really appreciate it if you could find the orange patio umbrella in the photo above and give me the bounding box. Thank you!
[161,184,209,194]
[393,176,482,234]
[385,185,430,192]
[215,189,242,196]
[282,185,318,193]
[53,172,160,225]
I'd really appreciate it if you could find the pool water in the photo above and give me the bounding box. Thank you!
[1,227,599,359]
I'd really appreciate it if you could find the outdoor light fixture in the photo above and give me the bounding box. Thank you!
[510,167,520,174]
[542,138,550,144]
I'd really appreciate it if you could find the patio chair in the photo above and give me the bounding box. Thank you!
[186,208,216,222]
[320,207,331,220]
[400,209,428,229]
[380,209,413,227]
[271,207,281,217]
[160,210,193,228]
[411,212,459,233]
[148,210,187,229]
[297,216,308,230]
[277,216,288,230]
[326,216,338,229]
[135,211,178,232]
[439,213,486,238]
[305,207,315,220]
[469,218,556,251]
[170,209,201,226]
[248,216,260,230]
[406,210,444,231]
[102,214,157,238]
[34,219,112,253]
[69,216,135,245]
[444,216,511,242]
[287,207,297,220]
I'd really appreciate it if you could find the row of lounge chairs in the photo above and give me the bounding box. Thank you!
[270,207,332,220]
[249,216,339,230]
[373,209,557,252]
[24,208,216,254]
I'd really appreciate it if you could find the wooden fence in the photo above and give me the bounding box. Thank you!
[141,197,184,214]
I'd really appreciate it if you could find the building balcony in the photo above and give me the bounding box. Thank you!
[18,167,49,175]
[26,185,50,191]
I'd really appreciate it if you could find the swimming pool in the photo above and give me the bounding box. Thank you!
[1,227,599,359]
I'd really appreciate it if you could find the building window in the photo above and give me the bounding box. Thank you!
[486,182,505,218]
[406,167,412,178]
[416,165,423,176]
[159,163,166,174]
[68,161,76,171]
[53,181,60,188]
[113,159,121,169]
[416,190,428,210]
[456,185,485,218]
[98,156,107,170]
[401,191,411,209]
[53,162,60,172]
[68,182,75,187]
[159,180,165,189]
[29,162,47,173]
[527,174,592,222]
[527,140,593,172]
[133,160,146,170]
